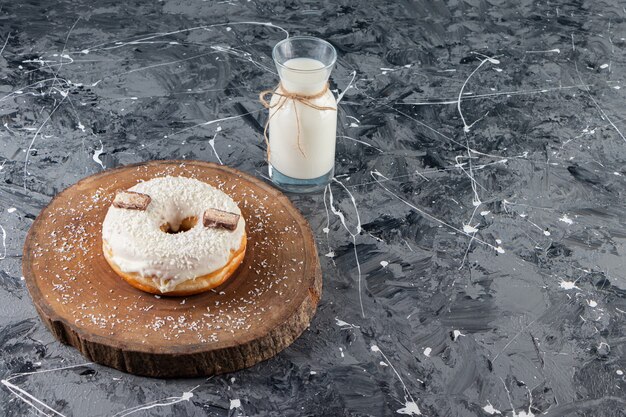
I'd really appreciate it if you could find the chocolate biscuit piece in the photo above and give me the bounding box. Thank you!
[203,208,240,231]
[113,191,151,210]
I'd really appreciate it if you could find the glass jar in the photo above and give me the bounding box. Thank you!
[266,36,337,193]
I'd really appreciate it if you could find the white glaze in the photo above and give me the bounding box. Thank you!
[102,176,245,292]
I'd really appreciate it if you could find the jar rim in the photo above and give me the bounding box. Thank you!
[272,36,337,72]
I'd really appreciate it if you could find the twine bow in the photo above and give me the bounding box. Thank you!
[259,83,336,161]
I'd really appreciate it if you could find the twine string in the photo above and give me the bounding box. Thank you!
[259,82,336,161]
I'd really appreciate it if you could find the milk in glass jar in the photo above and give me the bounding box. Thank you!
[263,37,337,193]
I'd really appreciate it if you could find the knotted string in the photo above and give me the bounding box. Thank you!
[259,83,336,162]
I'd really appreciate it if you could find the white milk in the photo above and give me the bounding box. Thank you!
[269,57,337,180]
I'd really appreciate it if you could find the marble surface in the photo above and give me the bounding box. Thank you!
[1,0,626,416]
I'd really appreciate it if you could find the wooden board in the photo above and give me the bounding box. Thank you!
[22,160,322,378]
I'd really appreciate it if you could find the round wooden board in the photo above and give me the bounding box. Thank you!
[23,160,322,378]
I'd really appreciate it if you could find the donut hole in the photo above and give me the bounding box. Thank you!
[160,216,197,234]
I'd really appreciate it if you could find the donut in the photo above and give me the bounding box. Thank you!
[101,176,246,296]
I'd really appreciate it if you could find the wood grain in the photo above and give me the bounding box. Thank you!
[22,160,322,378]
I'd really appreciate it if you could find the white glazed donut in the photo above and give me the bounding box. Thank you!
[102,176,246,295]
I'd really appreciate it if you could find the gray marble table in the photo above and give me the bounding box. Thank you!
[1,0,626,416]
